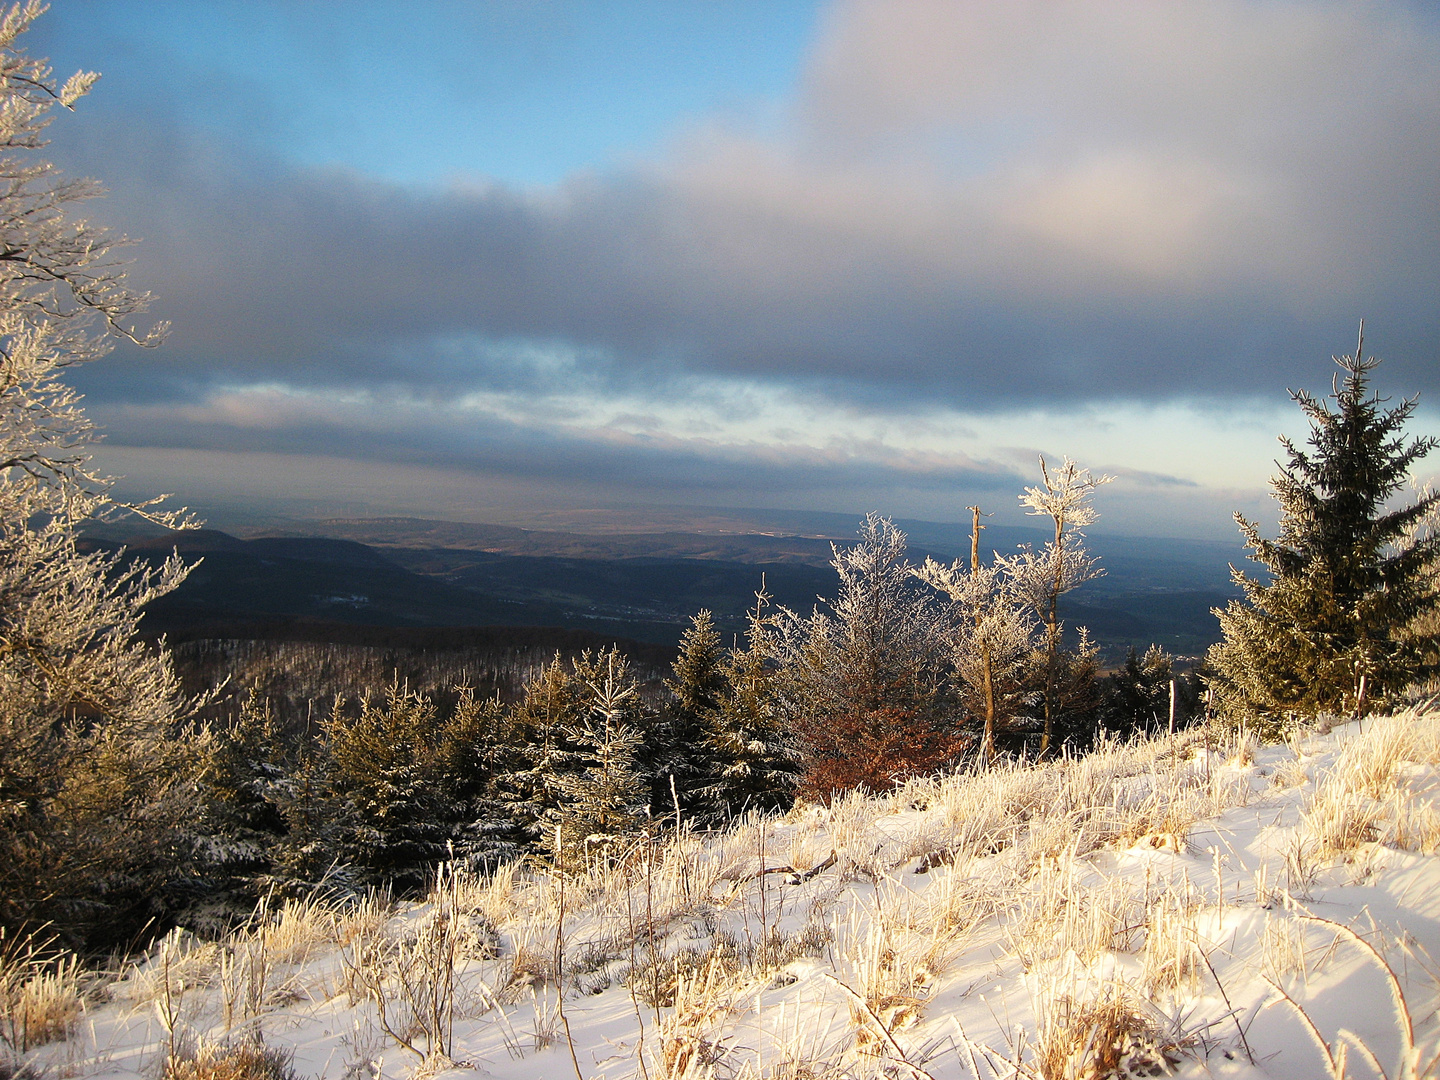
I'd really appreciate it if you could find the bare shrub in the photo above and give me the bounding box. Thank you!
[337,866,495,1065]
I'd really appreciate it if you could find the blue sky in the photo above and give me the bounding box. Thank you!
[27,0,1440,538]
[34,1,821,186]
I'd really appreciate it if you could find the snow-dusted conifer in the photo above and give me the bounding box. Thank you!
[696,586,800,818]
[436,687,526,869]
[1098,645,1203,737]
[323,683,455,890]
[659,610,732,821]
[191,690,292,918]
[543,650,649,871]
[498,655,590,848]
[1210,332,1439,729]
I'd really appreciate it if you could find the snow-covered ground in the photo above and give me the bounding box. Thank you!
[23,709,1440,1080]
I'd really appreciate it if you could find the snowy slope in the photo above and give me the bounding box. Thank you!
[29,709,1440,1080]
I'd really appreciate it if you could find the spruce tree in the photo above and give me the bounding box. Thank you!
[542,651,649,871]
[498,655,591,848]
[191,690,292,919]
[697,586,801,819]
[658,610,731,823]
[1209,330,1440,729]
[1098,646,1203,737]
[322,683,455,891]
[436,687,527,869]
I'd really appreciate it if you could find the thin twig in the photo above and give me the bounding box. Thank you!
[821,973,938,1080]
[1195,936,1254,1065]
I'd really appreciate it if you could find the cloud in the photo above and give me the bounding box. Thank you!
[44,1,1440,535]
[60,0,1436,407]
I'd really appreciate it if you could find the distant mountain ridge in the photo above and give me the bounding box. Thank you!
[92,515,1243,659]
[231,513,1245,593]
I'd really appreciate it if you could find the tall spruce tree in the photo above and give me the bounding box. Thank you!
[1209,330,1440,730]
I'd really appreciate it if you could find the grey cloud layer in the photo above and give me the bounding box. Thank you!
[60,0,1438,416]
[92,394,1024,501]
[42,0,1439,540]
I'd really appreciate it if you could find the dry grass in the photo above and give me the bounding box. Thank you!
[0,932,82,1054]
[162,1041,298,1080]
[1141,891,1205,997]
[119,929,223,1008]
[1032,991,1188,1080]
[31,707,1440,1080]
[1304,782,1382,857]
[1260,914,1311,983]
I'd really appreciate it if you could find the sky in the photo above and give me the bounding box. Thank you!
[25,0,1440,540]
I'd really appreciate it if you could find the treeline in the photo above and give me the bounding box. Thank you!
[183,515,1203,932]
[165,622,678,729]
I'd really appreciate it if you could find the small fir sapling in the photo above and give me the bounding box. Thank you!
[659,610,732,823]
[439,687,530,870]
[190,690,294,918]
[542,650,650,871]
[322,684,456,890]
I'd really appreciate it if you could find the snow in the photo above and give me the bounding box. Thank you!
[27,711,1440,1080]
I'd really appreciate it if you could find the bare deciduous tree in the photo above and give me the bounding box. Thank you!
[997,456,1112,756]
[914,507,1037,764]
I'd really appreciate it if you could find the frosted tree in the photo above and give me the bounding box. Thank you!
[543,650,649,871]
[769,513,957,798]
[0,3,200,951]
[914,507,1037,763]
[997,456,1112,756]
[1401,485,1440,663]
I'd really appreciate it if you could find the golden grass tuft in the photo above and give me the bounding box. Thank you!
[1034,993,1186,1080]
[0,932,82,1053]
[163,1041,297,1080]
